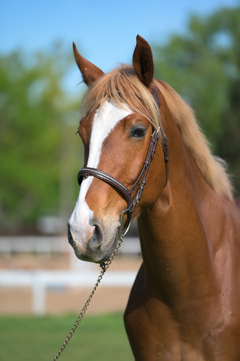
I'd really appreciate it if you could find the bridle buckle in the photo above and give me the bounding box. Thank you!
[118,208,132,238]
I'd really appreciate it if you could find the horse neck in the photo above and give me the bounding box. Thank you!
[138,111,218,303]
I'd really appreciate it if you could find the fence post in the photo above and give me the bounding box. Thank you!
[32,273,46,315]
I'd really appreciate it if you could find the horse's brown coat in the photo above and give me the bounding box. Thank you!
[71,36,240,360]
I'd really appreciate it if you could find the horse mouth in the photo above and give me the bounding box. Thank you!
[67,225,74,246]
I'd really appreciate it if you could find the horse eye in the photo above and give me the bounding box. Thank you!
[130,127,146,138]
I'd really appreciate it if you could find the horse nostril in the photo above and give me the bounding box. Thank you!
[91,223,103,247]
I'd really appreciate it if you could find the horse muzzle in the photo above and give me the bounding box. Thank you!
[67,218,119,263]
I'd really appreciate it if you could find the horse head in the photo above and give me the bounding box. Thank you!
[67,36,167,264]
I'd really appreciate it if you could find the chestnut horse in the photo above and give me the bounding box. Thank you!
[68,36,240,360]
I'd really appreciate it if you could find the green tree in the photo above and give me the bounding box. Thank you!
[153,5,240,195]
[0,46,81,233]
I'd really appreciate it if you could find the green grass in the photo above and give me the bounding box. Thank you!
[0,313,133,361]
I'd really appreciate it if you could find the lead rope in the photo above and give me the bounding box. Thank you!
[52,232,124,361]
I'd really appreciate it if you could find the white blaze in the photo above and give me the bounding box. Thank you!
[68,100,132,246]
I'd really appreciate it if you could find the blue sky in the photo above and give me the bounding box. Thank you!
[1,0,239,94]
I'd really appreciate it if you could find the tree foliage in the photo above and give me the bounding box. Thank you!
[0,46,81,233]
[1,6,240,234]
[153,6,240,195]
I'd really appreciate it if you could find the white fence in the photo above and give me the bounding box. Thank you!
[0,269,137,315]
[0,236,141,315]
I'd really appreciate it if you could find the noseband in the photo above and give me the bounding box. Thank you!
[77,88,169,235]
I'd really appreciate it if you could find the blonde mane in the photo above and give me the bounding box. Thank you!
[154,80,233,201]
[81,64,233,201]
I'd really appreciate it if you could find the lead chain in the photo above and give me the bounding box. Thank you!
[52,235,124,361]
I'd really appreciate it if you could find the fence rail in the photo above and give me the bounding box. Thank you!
[0,236,141,255]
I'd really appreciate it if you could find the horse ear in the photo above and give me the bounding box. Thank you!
[73,42,104,86]
[132,35,154,88]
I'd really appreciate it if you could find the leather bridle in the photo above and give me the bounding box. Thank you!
[77,88,169,236]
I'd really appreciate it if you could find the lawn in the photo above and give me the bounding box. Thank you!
[0,313,133,361]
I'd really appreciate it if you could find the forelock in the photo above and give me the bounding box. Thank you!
[80,64,161,132]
